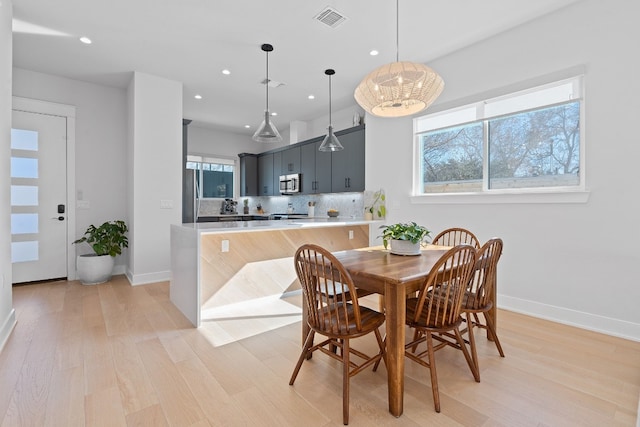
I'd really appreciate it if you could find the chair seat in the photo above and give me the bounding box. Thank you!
[316,302,386,337]
[462,291,493,312]
[406,297,462,331]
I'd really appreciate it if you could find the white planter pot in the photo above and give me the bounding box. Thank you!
[389,239,421,256]
[77,254,114,285]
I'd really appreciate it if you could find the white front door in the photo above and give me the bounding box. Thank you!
[11,109,68,283]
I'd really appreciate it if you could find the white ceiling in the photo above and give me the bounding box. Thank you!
[12,0,581,136]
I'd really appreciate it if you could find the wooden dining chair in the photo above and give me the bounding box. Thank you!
[403,244,479,413]
[289,244,387,425]
[432,227,481,249]
[461,238,505,374]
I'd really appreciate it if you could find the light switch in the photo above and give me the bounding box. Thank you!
[221,240,229,252]
[160,199,173,209]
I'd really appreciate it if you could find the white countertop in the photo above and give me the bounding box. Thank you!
[175,217,382,234]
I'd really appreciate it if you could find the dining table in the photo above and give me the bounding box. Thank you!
[331,244,453,417]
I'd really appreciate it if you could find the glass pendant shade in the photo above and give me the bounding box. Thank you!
[354,61,444,117]
[253,43,282,142]
[319,125,343,152]
[253,110,282,142]
[318,69,343,152]
[353,0,444,118]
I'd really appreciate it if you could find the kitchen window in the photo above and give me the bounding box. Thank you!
[412,76,586,203]
[186,155,235,198]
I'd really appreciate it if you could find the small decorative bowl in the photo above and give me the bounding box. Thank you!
[327,210,339,218]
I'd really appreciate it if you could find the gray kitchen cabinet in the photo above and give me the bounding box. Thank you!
[239,153,258,196]
[272,151,281,194]
[258,153,274,196]
[331,126,365,192]
[300,138,332,194]
[281,146,301,174]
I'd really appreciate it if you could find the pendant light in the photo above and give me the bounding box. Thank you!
[253,43,282,142]
[319,69,344,152]
[353,0,444,118]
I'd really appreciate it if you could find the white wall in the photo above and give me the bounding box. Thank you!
[12,68,129,272]
[188,125,258,158]
[0,0,15,351]
[127,72,182,285]
[366,0,640,340]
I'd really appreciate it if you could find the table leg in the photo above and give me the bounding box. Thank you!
[385,282,405,417]
[488,275,497,341]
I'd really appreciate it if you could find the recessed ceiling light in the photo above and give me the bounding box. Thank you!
[271,112,278,116]
[79,36,92,44]
[308,95,315,100]
[222,69,231,75]
[194,94,202,99]
[244,125,250,129]
[369,50,379,56]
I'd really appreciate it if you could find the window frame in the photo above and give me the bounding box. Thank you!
[411,75,589,205]
[186,155,237,200]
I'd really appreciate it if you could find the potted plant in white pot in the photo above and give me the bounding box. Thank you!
[379,222,430,256]
[73,220,128,285]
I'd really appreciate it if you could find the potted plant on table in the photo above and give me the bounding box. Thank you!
[379,222,430,256]
[73,220,128,285]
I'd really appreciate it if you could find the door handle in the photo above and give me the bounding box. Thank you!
[51,216,65,221]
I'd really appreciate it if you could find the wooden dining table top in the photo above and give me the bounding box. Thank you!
[333,245,451,293]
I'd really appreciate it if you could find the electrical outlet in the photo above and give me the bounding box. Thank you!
[348,230,354,240]
[221,240,229,252]
[77,200,90,209]
[160,199,173,209]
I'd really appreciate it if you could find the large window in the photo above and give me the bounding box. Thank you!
[414,76,583,195]
[186,155,235,198]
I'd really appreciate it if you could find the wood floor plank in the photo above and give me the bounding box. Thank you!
[110,335,160,415]
[84,386,127,427]
[44,365,84,427]
[124,404,169,427]
[136,338,206,426]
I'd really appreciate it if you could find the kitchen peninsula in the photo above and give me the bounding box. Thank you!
[170,218,377,327]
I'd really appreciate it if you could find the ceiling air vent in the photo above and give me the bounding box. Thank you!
[314,6,347,28]
[260,78,285,88]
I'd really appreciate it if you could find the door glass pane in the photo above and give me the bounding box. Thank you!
[11,185,39,206]
[11,213,39,234]
[11,128,38,150]
[11,241,39,263]
[11,157,38,178]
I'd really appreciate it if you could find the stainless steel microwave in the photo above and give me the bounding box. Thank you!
[279,174,300,194]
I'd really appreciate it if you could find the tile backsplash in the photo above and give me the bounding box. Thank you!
[198,193,365,218]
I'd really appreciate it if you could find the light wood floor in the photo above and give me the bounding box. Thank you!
[1,276,639,427]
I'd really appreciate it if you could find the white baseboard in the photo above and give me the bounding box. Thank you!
[499,294,640,342]
[0,308,16,354]
[126,269,171,286]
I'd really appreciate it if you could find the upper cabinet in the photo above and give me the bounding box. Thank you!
[330,126,365,192]
[243,124,365,196]
[258,153,274,196]
[239,153,258,196]
[300,139,332,194]
[281,146,301,174]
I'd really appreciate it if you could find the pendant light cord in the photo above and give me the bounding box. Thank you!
[328,73,332,126]
[396,0,399,63]
[265,49,269,111]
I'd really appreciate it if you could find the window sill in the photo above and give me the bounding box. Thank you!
[410,189,590,205]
